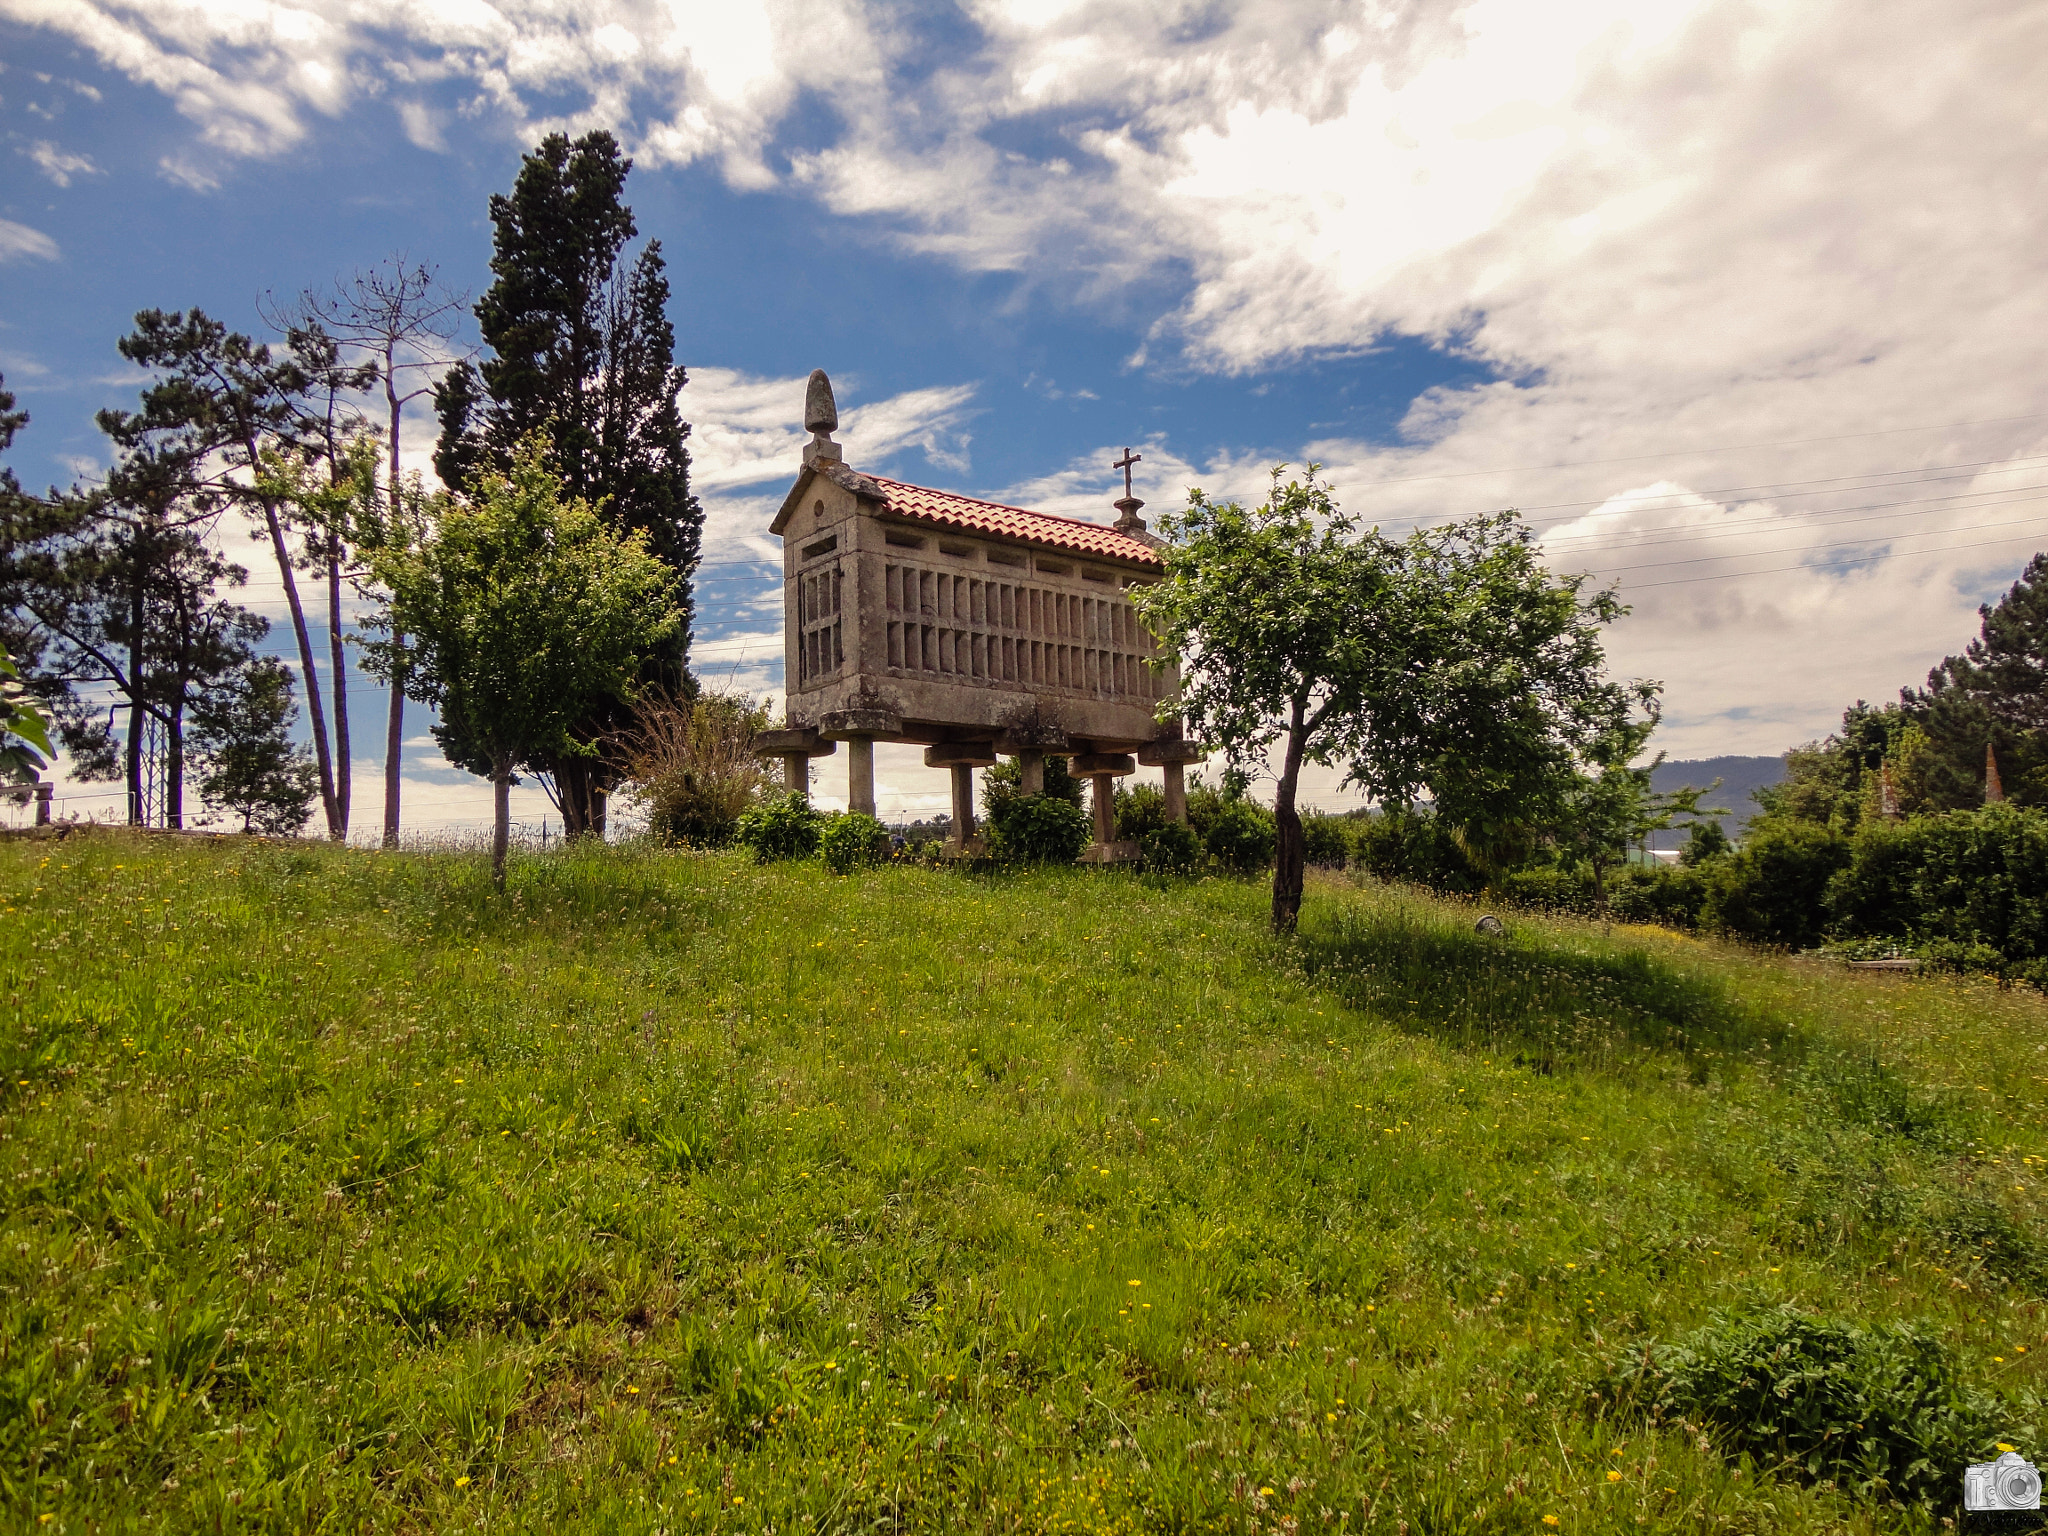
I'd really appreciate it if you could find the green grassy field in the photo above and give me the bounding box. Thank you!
[3,831,2047,1533]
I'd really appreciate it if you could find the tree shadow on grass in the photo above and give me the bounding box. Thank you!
[1296,899,1794,1083]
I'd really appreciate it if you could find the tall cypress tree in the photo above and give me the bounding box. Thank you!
[435,131,700,836]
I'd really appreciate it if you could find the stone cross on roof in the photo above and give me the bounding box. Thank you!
[1111,446,1147,535]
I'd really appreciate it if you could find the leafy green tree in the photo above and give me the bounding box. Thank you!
[1680,819,1731,865]
[1699,821,1852,947]
[191,658,318,834]
[1135,467,1648,931]
[435,131,702,837]
[1553,719,1723,917]
[0,641,52,787]
[368,437,680,889]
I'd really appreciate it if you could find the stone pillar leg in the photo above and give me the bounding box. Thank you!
[1092,774,1116,845]
[1162,761,1187,824]
[848,737,876,818]
[1019,751,1044,797]
[783,754,807,796]
[950,763,976,848]
[34,784,51,826]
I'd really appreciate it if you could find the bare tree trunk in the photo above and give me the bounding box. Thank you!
[166,700,184,830]
[327,549,350,839]
[383,648,404,849]
[492,754,511,892]
[383,347,404,848]
[1271,697,1309,933]
[260,496,340,839]
[126,572,145,826]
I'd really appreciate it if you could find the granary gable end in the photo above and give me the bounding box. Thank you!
[757,370,1203,856]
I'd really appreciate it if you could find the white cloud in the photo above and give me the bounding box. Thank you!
[0,218,59,262]
[22,139,101,186]
[10,0,2046,755]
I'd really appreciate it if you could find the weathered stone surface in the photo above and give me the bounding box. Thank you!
[1137,739,1206,766]
[754,727,837,759]
[1071,752,1135,776]
[819,709,905,741]
[1078,839,1140,864]
[924,742,999,767]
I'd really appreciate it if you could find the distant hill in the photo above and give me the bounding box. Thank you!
[1646,755,1786,847]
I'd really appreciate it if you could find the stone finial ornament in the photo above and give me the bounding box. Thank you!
[805,369,838,434]
[1987,741,2006,804]
[802,369,843,467]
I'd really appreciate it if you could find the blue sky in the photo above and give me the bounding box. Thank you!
[3,0,2045,832]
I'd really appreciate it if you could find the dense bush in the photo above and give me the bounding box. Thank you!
[1622,1306,1998,1506]
[1499,864,1597,916]
[986,793,1092,863]
[1609,864,1709,928]
[1140,821,1201,876]
[818,812,885,875]
[1349,807,1482,892]
[1203,797,1277,874]
[1701,822,1852,947]
[1114,783,1171,843]
[733,792,822,864]
[1302,814,1350,867]
[1826,804,2048,962]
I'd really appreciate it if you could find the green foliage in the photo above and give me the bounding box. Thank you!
[1302,813,1350,867]
[1349,806,1483,892]
[1827,804,2048,963]
[1681,819,1731,865]
[369,435,680,882]
[1139,468,1648,928]
[1138,819,1201,875]
[1702,822,1853,947]
[0,832,2043,1531]
[1202,795,1277,874]
[818,811,885,875]
[734,791,822,863]
[189,657,319,834]
[1112,782,1170,842]
[1623,1307,1998,1506]
[1609,864,1710,928]
[1912,551,2048,808]
[0,642,51,786]
[982,753,1083,808]
[985,792,1091,864]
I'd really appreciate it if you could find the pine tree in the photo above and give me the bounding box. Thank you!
[192,658,319,835]
[434,131,701,836]
[1911,552,2048,805]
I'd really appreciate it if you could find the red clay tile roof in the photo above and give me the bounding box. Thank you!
[867,475,1163,568]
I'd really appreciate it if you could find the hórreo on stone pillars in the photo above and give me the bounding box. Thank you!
[758,372,1203,856]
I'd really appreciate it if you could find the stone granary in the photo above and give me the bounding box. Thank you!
[756,370,1202,856]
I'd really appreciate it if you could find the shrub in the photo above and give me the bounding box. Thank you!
[1701,821,1852,947]
[1140,820,1201,876]
[1302,814,1350,868]
[1204,798,1277,875]
[733,792,822,864]
[1500,864,1597,916]
[1827,804,2048,962]
[982,754,1083,808]
[818,812,885,875]
[1114,783,1171,843]
[986,794,1091,863]
[1621,1306,1998,1506]
[620,690,772,847]
[1607,864,1709,928]
[1350,807,1482,892]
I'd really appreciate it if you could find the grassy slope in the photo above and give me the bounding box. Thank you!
[3,833,2047,1534]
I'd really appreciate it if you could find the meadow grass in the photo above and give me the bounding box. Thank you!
[3,830,2047,1532]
